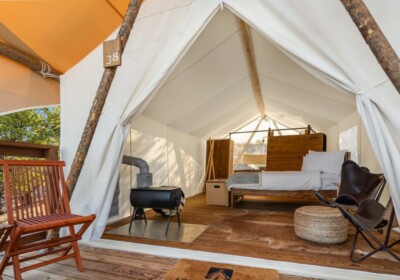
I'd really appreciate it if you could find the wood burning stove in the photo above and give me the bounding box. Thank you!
[129,186,182,235]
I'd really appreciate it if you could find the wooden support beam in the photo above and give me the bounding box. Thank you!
[341,0,400,94]
[66,0,143,197]
[271,120,282,136]
[0,41,62,80]
[238,20,266,117]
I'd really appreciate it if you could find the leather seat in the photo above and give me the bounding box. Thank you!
[315,160,386,208]
[337,199,400,263]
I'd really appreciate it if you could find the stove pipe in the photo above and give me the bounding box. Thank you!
[122,155,153,188]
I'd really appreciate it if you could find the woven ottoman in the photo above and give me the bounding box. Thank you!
[294,206,348,244]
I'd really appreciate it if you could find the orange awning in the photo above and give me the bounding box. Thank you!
[0,0,130,114]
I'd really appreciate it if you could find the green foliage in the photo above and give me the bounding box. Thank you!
[0,108,61,213]
[0,107,60,145]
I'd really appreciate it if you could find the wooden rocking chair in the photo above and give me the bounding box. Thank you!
[0,160,96,279]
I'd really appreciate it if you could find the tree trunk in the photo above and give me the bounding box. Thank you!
[340,0,400,94]
[66,0,143,197]
[0,41,61,79]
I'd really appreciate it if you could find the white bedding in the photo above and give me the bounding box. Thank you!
[228,150,345,192]
[227,171,339,191]
[321,172,341,189]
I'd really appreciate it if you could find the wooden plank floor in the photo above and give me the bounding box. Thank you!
[104,193,400,277]
[2,194,397,279]
[2,245,176,280]
[1,244,312,279]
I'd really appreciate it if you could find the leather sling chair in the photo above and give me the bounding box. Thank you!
[315,160,386,208]
[0,160,96,280]
[337,198,400,263]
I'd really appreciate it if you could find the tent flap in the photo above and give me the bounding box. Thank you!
[61,0,221,240]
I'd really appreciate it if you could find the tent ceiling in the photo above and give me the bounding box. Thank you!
[0,0,358,135]
[4,0,398,139]
[141,9,356,137]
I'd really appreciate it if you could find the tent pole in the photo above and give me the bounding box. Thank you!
[340,0,400,94]
[0,41,62,80]
[66,0,143,198]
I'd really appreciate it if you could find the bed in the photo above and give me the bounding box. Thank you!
[228,150,350,208]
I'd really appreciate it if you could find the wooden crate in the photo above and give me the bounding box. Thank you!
[206,180,229,207]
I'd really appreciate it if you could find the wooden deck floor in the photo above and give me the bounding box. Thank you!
[1,244,311,279]
[104,193,400,277]
[2,245,176,280]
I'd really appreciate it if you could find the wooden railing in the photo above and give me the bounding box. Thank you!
[0,140,58,160]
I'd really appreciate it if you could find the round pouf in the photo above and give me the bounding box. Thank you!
[294,206,348,244]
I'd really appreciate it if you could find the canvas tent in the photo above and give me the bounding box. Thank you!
[58,0,400,241]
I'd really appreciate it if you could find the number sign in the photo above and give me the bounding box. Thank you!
[103,39,122,68]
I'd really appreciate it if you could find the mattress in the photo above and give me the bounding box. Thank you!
[227,171,340,191]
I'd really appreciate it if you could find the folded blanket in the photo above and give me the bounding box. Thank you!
[226,172,260,190]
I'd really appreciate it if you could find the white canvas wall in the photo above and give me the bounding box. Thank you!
[112,115,204,221]
[325,111,379,172]
[166,127,204,197]
[325,111,391,204]
[325,126,339,153]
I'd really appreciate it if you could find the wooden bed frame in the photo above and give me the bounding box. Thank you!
[229,129,349,209]
[230,189,337,209]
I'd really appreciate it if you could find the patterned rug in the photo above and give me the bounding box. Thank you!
[162,259,279,280]
[212,208,400,261]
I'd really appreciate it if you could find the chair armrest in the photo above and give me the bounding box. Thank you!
[0,224,14,252]
[314,191,334,207]
[0,224,14,231]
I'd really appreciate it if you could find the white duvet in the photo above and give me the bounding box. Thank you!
[227,170,341,191]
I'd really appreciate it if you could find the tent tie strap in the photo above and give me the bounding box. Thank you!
[39,60,59,79]
[355,78,389,96]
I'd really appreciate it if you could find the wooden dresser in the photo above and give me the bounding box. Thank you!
[206,139,233,179]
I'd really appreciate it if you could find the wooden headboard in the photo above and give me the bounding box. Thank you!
[266,133,326,171]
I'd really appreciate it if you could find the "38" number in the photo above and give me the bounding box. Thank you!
[106,52,120,65]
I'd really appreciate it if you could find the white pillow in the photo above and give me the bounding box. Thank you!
[301,156,312,171]
[301,150,346,175]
